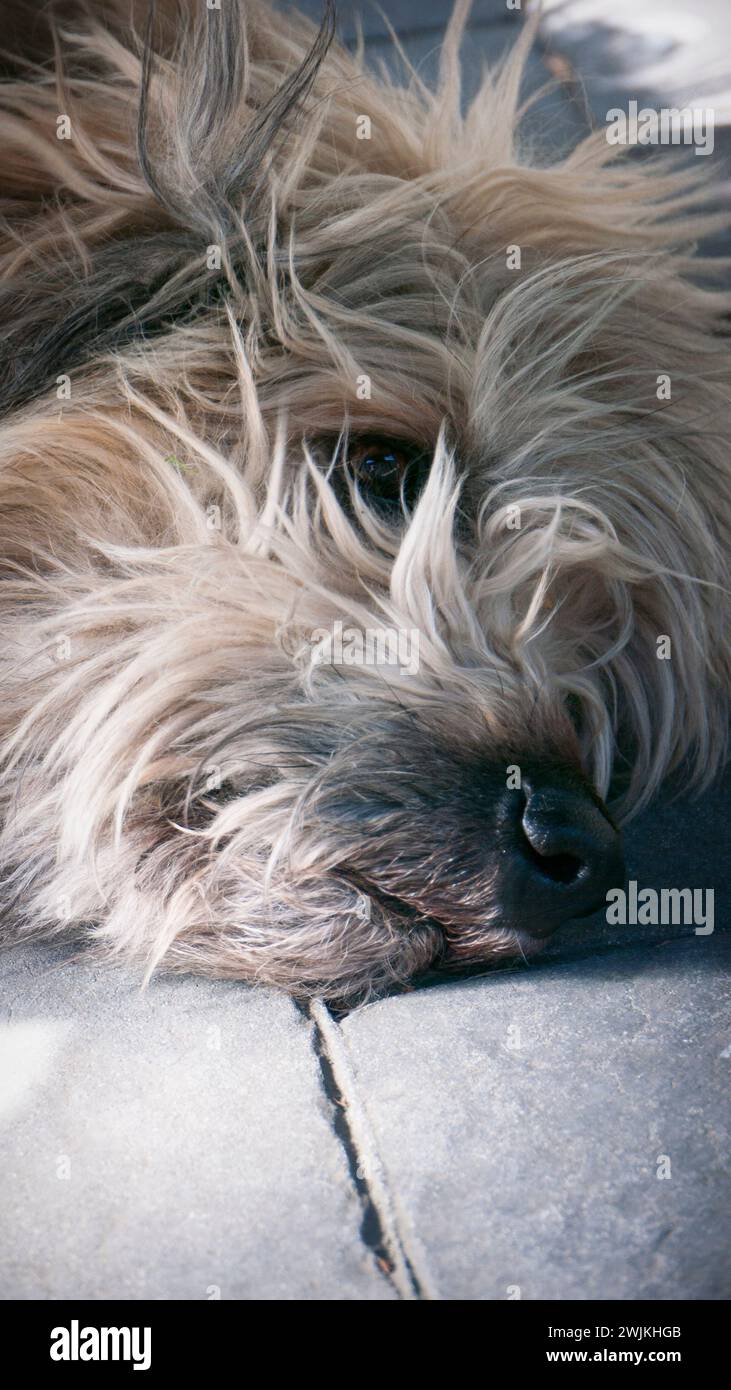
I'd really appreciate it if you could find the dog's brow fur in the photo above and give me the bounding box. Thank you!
[0,0,729,1000]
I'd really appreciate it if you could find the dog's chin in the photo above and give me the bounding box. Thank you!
[427,902,609,981]
[504,929,548,959]
[434,908,607,972]
[438,924,546,967]
[345,874,562,982]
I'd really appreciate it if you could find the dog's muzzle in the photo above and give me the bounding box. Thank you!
[337,751,625,953]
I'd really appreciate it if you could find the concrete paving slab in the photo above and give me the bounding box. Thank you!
[532,0,731,258]
[541,770,731,958]
[0,945,394,1300]
[288,3,589,155]
[535,0,731,125]
[291,1,518,45]
[337,934,731,1299]
[361,24,588,155]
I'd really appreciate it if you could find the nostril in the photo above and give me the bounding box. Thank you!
[522,841,584,886]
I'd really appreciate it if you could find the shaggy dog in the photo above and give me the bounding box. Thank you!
[0,0,728,1000]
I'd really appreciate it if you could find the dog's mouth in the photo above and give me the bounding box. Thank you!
[330,760,623,974]
[339,860,612,976]
[339,871,541,970]
[342,872,441,934]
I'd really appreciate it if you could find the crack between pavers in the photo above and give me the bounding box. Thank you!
[304,998,439,1301]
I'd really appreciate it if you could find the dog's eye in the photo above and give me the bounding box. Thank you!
[324,435,430,515]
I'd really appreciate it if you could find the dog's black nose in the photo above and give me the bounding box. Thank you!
[504,769,624,937]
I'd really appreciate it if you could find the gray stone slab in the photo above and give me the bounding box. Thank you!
[338,934,731,1299]
[288,3,589,155]
[289,1,518,44]
[0,945,394,1300]
[623,774,731,926]
[536,0,731,126]
[533,0,731,259]
[362,24,588,155]
[540,770,731,958]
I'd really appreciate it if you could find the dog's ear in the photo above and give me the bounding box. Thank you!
[1,0,336,229]
[0,1,338,415]
[137,0,336,237]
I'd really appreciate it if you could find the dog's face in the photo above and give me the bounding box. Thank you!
[0,0,729,999]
